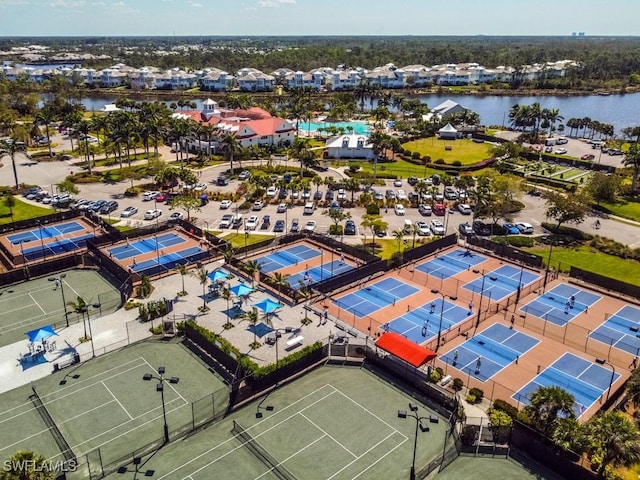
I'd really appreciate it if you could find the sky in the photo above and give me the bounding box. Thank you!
[0,0,639,37]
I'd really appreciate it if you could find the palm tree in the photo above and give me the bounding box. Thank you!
[625,368,640,409]
[174,263,188,295]
[1,450,56,479]
[524,385,575,437]
[220,132,240,174]
[0,139,26,189]
[191,266,209,310]
[244,260,262,287]
[586,411,640,478]
[624,143,640,193]
[392,229,405,258]
[220,286,233,326]
[241,307,261,349]
[272,272,290,298]
[34,104,57,158]
[67,296,89,339]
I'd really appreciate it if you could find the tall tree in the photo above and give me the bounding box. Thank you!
[0,139,26,189]
[623,143,640,193]
[191,266,209,310]
[524,385,575,437]
[544,190,591,230]
[0,450,56,480]
[586,411,640,479]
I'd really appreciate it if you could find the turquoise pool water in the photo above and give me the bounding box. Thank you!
[296,121,370,135]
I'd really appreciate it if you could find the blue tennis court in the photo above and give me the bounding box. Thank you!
[441,323,540,381]
[255,244,321,273]
[514,352,620,416]
[589,305,640,356]
[7,221,85,244]
[333,278,419,317]
[382,297,472,344]
[131,246,207,276]
[521,283,602,326]
[415,248,487,280]
[20,233,95,261]
[463,265,540,302]
[287,260,353,290]
[107,233,186,260]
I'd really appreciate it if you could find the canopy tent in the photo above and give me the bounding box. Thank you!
[253,298,283,315]
[230,283,254,298]
[375,332,437,367]
[208,270,229,283]
[438,123,458,139]
[26,325,57,343]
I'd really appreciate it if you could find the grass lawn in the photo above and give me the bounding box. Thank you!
[600,196,640,222]
[528,244,640,286]
[402,138,492,165]
[351,157,488,180]
[222,232,274,248]
[0,198,54,225]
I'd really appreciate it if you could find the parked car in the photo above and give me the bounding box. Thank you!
[393,179,403,187]
[290,218,300,232]
[407,176,419,186]
[274,220,285,232]
[418,204,432,216]
[396,189,408,201]
[277,203,287,213]
[219,214,233,228]
[457,204,472,215]
[344,220,356,235]
[304,220,317,232]
[374,227,387,237]
[516,222,534,234]
[245,215,259,230]
[266,186,277,198]
[144,209,162,220]
[154,192,167,202]
[337,189,346,200]
[193,183,207,192]
[313,190,323,200]
[301,189,311,200]
[142,191,159,201]
[472,220,491,236]
[444,186,458,200]
[415,221,431,236]
[220,200,232,209]
[238,170,251,181]
[385,189,396,200]
[216,176,229,186]
[325,189,334,200]
[261,215,271,229]
[608,149,624,156]
[279,188,288,199]
[52,194,72,206]
[291,190,300,200]
[120,206,138,218]
[374,190,384,201]
[90,200,107,212]
[458,223,474,236]
[502,222,520,234]
[168,212,185,223]
[581,154,596,160]
[394,204,405,216]
[70,198,88,210]
[100,200,118,214]
[433,204,446,216]
[430,219,445,235]
[544,146,553,153]
[252,201,264,211]
[554,148,568,154]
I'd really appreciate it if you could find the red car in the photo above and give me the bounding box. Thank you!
[154,192,167,202]
[434,203,446,216]
[581,154,596,160]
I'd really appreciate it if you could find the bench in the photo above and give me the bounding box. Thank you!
[286,335,304,348]
[439,375,452,387]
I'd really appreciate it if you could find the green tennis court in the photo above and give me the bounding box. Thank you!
[0,269,121,347]
[104,366,450,480]
[0,340,229,478]
[435,455,565,479]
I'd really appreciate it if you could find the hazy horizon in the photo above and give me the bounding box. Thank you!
[0,0,638,37]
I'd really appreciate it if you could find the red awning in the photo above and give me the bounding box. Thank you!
[375,332,437,367]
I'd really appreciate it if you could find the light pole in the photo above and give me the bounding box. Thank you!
[142,367,179,444]
[431,290,451,352]
[513,250,525,306]
[79,305,95,358]
[398,403,430,480]
[244,231,249,258]
[543,239,562,292]
[274,326,294,369]
[595,358,616,401]
[36,220,46,260]
[48,273,68,327]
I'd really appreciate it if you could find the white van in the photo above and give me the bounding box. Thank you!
[403,219,413,234]
[303,202,315,215]
[545,138,556,146]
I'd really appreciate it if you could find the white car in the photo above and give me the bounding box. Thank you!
[219,214,233,228]
[277,203,287,213]
[394,204,405,216]
[393,179,403,187]
[554,148,568,154]
[304,220,317,232]
[415,221,431,236]
[337,189,346,200]
[266,186,277,198]
[516,222,534,234]
[430,219,445,235]
[142,191,159,201]
[418,204,432,216]
[120,206,138,217]
[245,215,259,230]
[252,201,264,211]
[396,189,408,201]
[193,183,207,192]
[220,200,232,209]
[458,204,472,215]
[144,209,162,220]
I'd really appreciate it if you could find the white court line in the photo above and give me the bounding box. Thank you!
[254,434,327,480]
[141,357,188,404]
[28,292,46,315]
[299,412,356,458]
[350,433,408,480]
[157,384,338,480]
[0,427,53,454]
[102,381,133,420]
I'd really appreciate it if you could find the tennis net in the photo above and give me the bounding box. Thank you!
[489,273,521,289]
[232,420,298,480]
[30,384,75,462]
[363,286,396,305]
[542,293,587,311]
[438,255,472,271]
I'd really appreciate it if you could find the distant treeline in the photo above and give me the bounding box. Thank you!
[3,36,640,87]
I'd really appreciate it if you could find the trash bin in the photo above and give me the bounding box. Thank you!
[73,352,80,364]
[53,363,59,372]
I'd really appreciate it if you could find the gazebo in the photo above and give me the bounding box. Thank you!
[438,123,458,140]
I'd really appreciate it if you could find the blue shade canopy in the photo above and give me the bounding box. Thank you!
[26,325,57,342]
[207,270,229,283]
[230,283,254,297]
[253,298,283,314]
[248,322,273,338]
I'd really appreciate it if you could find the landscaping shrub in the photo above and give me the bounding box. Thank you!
[469,387,484,400]
[329,225,343,235]
[403,149,412,156]
[491,399,519,419]
[466,393,478,404]
[411,151,421,160]
[452,378,464,391]
[461,425,478,446]
[541,222,593,241]
[366,204,380,215]
[435,158,445,164]
[429,369,443,383]
[452,160,462,167]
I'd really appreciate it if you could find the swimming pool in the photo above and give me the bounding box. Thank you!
[297,121,371,135]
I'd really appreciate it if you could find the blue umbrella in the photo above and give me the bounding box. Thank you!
[253,298,283,315]
[230,283,254,297]
[207,270,229,283]
[26,325,57,343]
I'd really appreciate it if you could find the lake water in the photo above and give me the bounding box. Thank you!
[66,91,640,134]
